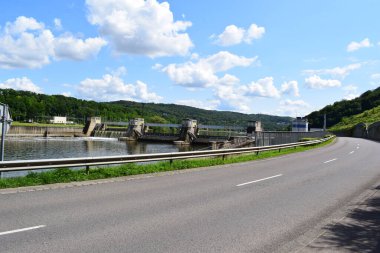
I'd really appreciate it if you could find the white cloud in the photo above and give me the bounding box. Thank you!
[303,63,362,79]
[162,51,257,87]
[245,24,266,42]
[281,81,300,97]
[370,73,380,86]
[214,25,245,47]
[54,36,106,61]
[5,16,44,34]
[305,75,341,89]
[347,38,373,52]
[213,76,281,113]
[213,23,265,46]
[342,85,359,100]
[77,71,162,103]
[176,99,221,110]
[54,18,62,30]
[0,16,106,69]
[276,99,311,117]
[242,77,280,98]
[0,77,42,93]
[86,0,193,57]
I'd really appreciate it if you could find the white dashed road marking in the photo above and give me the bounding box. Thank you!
[0,225,46,236]
[237,174,283,187]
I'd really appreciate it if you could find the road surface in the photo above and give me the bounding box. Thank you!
[1,137,379,252]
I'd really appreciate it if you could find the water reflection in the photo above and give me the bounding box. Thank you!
[4,137,200,161]
[2,137,205,178]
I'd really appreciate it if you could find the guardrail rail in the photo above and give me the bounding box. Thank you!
[0,136,334,174]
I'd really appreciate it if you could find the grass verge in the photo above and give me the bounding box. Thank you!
[0,137,335,189]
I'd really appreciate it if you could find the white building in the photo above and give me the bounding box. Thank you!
[292,117,308,132]
[50,116,67,124]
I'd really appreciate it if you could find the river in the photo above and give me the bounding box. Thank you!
[2,137,205,178]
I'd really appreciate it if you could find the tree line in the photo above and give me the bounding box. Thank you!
[0,89,292,130]
[307,86,380,128]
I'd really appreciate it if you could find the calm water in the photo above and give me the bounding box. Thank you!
[2,137,204,178]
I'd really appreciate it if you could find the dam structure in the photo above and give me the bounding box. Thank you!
[84,117,257,148]
[84,117,328,148]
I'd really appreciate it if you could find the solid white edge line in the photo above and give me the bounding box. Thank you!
[324,158,337,164]
[0,225,46,236]
[237,174,283,187]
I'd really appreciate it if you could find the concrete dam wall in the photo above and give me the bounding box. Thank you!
[335,121,380,141]
[367,122,380,141]
[8,126,84,137]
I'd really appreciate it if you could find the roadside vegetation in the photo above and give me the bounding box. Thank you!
[0,137,335,189]
[329,105,380,132]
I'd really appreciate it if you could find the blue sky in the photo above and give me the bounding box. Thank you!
[0,0,379,117]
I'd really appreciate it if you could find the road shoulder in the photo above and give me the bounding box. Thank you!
[297,181,380,252]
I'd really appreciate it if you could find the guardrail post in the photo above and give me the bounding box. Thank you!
[170,159,173,165]
[85,165,90,175]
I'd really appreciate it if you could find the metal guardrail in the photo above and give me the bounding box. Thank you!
[0,136,334,173]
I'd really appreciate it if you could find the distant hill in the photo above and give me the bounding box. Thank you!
[0,89,292,131]
[307,86,380,128]
[329,105,380,132]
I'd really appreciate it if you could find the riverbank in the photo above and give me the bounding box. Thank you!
[0,137,335,189]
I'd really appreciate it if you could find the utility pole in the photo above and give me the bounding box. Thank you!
[1,104,8,161]
[323,114,327,131]
[0,103,11,178]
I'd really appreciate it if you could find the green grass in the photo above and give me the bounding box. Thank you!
[0,137,335,189]
[329,105,380,132]
[11,121,84,128]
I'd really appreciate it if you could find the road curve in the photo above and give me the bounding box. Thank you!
[0,137,379,253]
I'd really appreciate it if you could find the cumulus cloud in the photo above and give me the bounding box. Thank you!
[242,77,280,98]
[347,38,373,52]
[213,77,282,113]
[370,73,380,86]
[86,0,193,57]
[77,70,162,102]
[276,99,311,117]
[303,63,362,79]
[342,85,360,100]
[0,77,42,93]
[161,51,257,87]
[305,75,341,89]
[281,81,300,97]
[213,23,265,46]
[176,99,221,110]
[0,16,106,69]
[54,18,62,30]
[54,36,107,61]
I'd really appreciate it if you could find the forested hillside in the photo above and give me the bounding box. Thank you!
[0,89,292,130]
[307,86,380,128]
[329,105,380,132]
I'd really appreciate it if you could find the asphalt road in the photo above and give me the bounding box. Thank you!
[1,137,380,253]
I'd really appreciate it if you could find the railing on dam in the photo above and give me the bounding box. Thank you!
[0,136,334,175]
[254,131,328,146]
